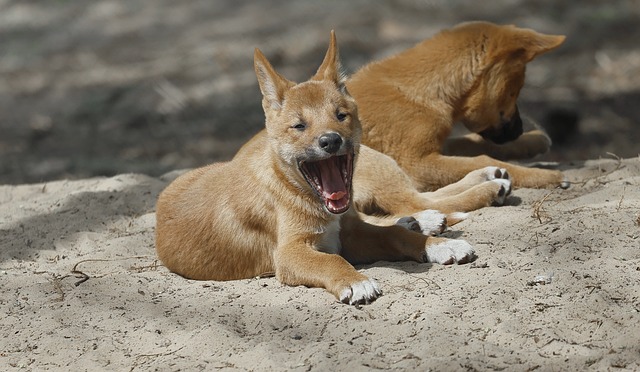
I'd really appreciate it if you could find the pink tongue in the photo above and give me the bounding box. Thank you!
[327,191,346,201]
[317,158,347,201]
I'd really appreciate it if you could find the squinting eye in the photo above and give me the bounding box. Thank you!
[336,112,348,122]
[292,123,306,131]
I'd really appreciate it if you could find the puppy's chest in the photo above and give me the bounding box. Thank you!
[315,216,342,255]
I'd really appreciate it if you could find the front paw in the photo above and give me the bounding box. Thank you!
[425,239,475,265]
[396,210,447,236]
[490,178,512,205]
[521,129,552,157]
[481,166,510,182]
[464,166,510,185]
[339,279,382,306]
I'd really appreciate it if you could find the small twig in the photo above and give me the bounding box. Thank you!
[406,273,441,290]
[70,259,111,286]
[586,284,601,294]
[617,186,626,211]
[605,152,623,172]
[129,260,162,273]
[532,191,554,224]
[70,255,154,286]
[47,275,66,302]
[129,345,186,372]
[70,269,90,286]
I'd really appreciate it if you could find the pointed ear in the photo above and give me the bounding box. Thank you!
[519,30,565,61]
[254,48,293,110]
[312,30,347,90]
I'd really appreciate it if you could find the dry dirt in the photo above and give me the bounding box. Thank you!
[1,158,639,371]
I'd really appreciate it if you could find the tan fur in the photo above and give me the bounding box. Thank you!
[155,32,475,305]
[347,21,568,191]
[354,146,511,215]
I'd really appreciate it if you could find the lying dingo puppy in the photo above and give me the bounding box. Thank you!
[347,21,570,191]
[155,32,475,305]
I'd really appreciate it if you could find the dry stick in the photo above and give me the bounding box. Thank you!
[129,260,162,273]
[617,186,626,212]
[47,276,66,302]
[37,256,156,303]
[70,255,154,286]
[129,345,186,372]
[605,152,623,171]
[571,152,625,187]
[532,191,554,224]
[407,273,441,290]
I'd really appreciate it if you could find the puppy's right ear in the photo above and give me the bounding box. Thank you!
[254,48,293,111]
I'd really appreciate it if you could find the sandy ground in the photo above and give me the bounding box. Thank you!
[1,157,639,371]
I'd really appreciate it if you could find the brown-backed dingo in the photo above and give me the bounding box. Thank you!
[347,21,570,191]
[155,32,475,305]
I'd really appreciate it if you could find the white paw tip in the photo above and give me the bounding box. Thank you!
[426,240,475,265]
[491,178,512,200]
[340,279,382,305]
[414,210,446,235]
[483,166,510,181]
[492,178,511,188]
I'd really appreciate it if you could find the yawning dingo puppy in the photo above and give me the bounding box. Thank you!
[155,32,475,305]
[347,21,569,191]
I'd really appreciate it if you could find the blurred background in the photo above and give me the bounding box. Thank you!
[1,0,639,184]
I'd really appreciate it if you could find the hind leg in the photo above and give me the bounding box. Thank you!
[426,166,511,202]
[354,146,512,216]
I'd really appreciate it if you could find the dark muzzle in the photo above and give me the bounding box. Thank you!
[479,106,523,145]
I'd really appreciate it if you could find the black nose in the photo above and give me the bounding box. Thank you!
[318,132,343,154]
[479,105,524,145]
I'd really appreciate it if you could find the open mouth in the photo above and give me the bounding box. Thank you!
[299,153,353,214]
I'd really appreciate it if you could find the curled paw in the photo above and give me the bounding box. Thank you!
[396,210,447,236]
[425,239,475,265]
[482,166,510,182]
[491,178,512,205]
[464,166,510,185]
[339,279,382,306]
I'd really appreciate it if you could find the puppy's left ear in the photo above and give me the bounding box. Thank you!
[254,48,294,111]
[312,30,347,91]
[519,30,565,61]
